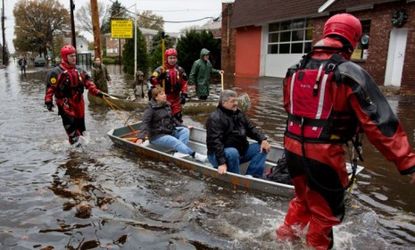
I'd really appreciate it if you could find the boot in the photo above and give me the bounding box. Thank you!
[193,152,207,162]
[276,223,300,241]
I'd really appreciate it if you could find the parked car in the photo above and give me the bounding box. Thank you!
[34,56,46,67]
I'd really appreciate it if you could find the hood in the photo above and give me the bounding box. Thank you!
[200,48,210,58]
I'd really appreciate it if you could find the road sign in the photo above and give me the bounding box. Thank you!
[111,19,133,39]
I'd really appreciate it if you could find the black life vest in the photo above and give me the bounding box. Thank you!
[284,53,358,143]
[56,67,84,98]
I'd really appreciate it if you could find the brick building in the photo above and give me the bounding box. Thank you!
[222,0,415,90]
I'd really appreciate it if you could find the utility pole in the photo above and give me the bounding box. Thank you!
[69,0,76,49]
[134,0,138,80]
[90,0,101,58]
[1,0,6,65]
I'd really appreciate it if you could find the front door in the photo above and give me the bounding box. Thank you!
[384,28,408,86]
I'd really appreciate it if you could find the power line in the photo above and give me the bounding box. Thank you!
[107,0,219,23]
[143,9,218,13]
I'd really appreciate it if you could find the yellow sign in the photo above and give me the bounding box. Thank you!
[111,19,133,39]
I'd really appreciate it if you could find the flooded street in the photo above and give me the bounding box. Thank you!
[1,63,415,249]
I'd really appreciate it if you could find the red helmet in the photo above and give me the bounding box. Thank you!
[323,13,362,50]
[60,45,76,62]
[164,48,177,58]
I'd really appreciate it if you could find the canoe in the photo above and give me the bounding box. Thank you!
[88,93,217,114]
[107,122,364,197]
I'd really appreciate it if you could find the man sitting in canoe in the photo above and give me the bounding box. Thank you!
[136,86,207,162]
[206,89,271,177]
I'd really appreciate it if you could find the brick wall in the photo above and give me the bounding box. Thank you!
[401,4,415,90]
[223,2,415,89]
[313,3,415,88]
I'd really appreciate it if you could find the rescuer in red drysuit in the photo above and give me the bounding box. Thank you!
[276,13,415,249]
[149,48,188,122]
[44,45,104,145]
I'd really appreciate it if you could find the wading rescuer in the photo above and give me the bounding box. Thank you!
[149,48,188,123]
[276,13,415,249]
[44,45,106,146]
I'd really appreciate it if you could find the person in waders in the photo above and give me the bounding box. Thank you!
[189,48,224,100]
[149,48,188,123]
[276,13,415,249]
[44,45,105,146]
[91,57,111,93]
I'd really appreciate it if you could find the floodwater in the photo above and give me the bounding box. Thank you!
[1,63,414,249]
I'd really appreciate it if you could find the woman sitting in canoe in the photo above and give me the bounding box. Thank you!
[136,86,207,162]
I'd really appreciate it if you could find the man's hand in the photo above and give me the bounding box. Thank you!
[97,91,109,98]
[180,93,187,104]
[260,139,271,153]
[218,164,227,175]
[45,102,54,112]
[219,70,225,75]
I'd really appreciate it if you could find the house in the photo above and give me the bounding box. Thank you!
[103,28,180,56]
[221,0,415,90]
[103,34,127,57]
[196,17,222,39]
[63,36,91,53]
[60,36,93,66]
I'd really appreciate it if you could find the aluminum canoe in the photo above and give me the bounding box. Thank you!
[107,122,364,197]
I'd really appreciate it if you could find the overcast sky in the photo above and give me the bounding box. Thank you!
[3,0,223,53]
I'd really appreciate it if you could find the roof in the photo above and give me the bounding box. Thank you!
[230,0,402,28]
[196,17,222,31]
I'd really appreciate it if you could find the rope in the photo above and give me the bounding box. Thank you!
[102,96,137,133]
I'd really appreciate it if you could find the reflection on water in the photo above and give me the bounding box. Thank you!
[0,63,414,249]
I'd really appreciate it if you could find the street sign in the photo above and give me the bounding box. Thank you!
[111,19,133,39]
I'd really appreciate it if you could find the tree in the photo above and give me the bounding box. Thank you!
[75,0,109,35]
[102,0,129,34]
[13,0,69,56]
[122,27,148,75]
[176,30,221,74]
[138,10,164,31]
[148,31,175,70]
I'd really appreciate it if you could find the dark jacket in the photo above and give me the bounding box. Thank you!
[206,105,267,165]
[138,99,182,140]
[91,63,110,93]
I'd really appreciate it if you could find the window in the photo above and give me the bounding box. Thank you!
[267,18,313,54]
[351,20,371,61]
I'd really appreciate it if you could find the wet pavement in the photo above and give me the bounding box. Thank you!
[1,63,415,249]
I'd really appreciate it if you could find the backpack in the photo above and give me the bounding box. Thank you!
[266,156,292,185]
[284,53,349,142]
